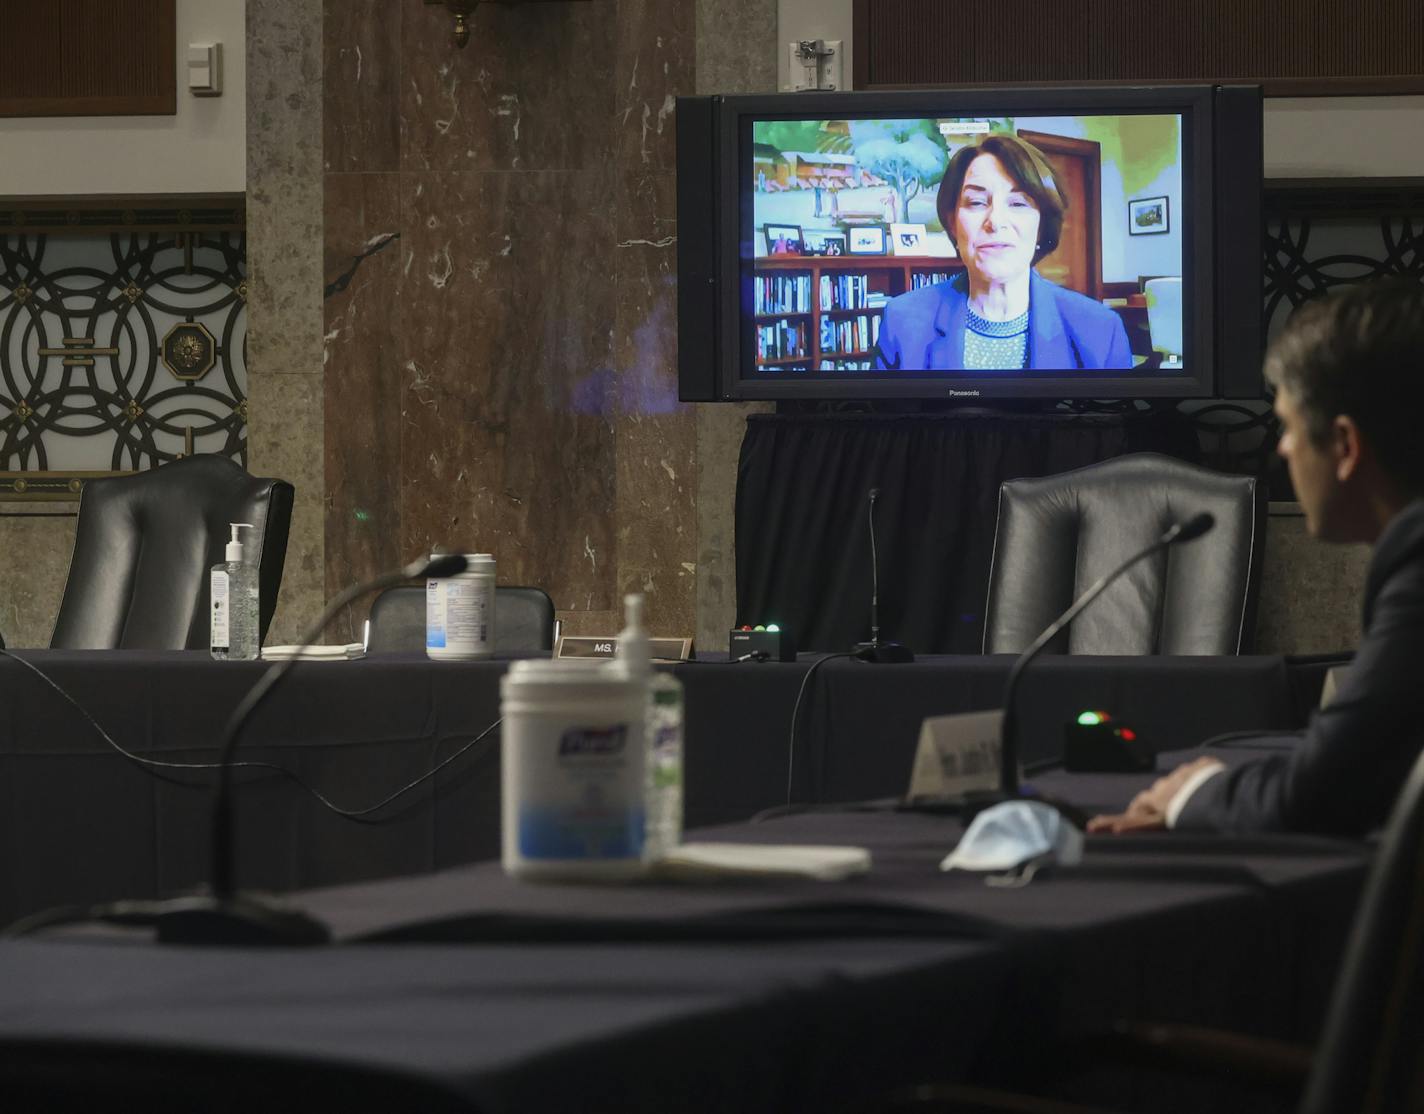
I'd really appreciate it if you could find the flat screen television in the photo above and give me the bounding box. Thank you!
[677,85,1263,402]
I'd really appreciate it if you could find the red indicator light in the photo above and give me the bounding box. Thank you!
[1118,728,1136,742]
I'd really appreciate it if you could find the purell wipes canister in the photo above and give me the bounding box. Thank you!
[426,553,496,660]
[499,659,647,880]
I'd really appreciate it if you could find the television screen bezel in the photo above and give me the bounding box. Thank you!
[714,85,1218,401]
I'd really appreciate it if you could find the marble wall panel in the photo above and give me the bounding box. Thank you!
[323,0,402,172]
[610,2,696,638]
[402,0,617,173]
[396,170,617,615]
[613,0,691,174]
[0,509,75,648]
[613,171,695,636]
[323,173,404,641]
[1255,505,1369,654]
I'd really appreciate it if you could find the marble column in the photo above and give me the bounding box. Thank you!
[693,0,777,654]
[246,0,325,644]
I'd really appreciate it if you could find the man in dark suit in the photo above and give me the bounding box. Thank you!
[1090,278,1424,837]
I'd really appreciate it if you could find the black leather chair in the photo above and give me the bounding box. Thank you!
[983,453,1265,656]
[366,584,556,653]
[50,455,294,650]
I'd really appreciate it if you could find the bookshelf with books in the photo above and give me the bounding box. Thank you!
[753,256,963,371]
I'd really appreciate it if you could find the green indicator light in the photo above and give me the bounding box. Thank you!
[1076,711,1102,726]
[766,624,780,632]
[753,625,766,631]
[354,509,371,522]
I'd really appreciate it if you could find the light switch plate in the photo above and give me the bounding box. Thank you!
[187,42,223,96]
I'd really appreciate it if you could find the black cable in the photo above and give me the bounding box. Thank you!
[785,652,856,807]
[0,647,500,824]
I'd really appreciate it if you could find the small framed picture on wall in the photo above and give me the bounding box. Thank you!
[1128,196,1169,236]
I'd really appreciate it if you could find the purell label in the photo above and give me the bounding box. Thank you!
[425,579,445,648]
[558,725,627,758]
[210,569,230,650]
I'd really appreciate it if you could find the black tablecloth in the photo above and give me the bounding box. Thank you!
[0,778,1372,1114]
[0,650,1333,927]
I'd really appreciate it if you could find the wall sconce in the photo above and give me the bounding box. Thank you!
[424,0,590,50]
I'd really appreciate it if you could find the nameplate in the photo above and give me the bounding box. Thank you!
[907,710,1005,801]
[555,636,694,662]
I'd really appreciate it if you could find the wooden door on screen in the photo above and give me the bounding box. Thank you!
[1018,130,1103,302]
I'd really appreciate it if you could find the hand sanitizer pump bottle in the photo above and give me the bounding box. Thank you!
[616,593,684,860]
[211,522,260,661]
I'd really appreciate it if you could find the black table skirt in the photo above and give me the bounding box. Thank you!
[0,793,1371,1114]
[0,650,1332,927]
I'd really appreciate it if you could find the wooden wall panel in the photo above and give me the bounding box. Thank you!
[0,7,65,102]
[0,0,175,117]
[854,0,1424,94]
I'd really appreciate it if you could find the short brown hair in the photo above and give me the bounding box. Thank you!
[935,134,1067,266]
[1266,279,1424,493]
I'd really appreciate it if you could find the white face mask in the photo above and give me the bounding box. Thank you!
[939,800,1084,883]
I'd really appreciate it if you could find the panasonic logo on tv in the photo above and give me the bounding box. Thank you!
[947,388,981,397]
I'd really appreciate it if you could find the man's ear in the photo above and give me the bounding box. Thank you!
[1333,415,1364,482]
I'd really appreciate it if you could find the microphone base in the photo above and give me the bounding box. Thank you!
[853,640,915,663]
[155,893,332,947]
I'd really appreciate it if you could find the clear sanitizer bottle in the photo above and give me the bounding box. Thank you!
[211,522,260,661]
[615,593,684,860]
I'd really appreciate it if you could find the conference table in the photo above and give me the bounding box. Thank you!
[0,767,1371,1112]
[0,649,1337,928]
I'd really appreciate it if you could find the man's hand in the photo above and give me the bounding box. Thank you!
[1087,756,1224,834]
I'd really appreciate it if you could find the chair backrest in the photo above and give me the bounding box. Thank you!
[50,456,294,651]
[1300,748,1424,1114]
[983,453,1264,655]
[1144,276,1184,359]
[366,584,556,654]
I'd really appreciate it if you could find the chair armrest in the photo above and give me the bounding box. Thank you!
[1092,1021,1312,1086]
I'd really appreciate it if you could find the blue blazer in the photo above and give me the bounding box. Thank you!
[873,271,1133,371]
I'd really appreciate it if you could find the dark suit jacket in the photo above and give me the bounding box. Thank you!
[1178,498,1424,836]
[873,271,1133,372]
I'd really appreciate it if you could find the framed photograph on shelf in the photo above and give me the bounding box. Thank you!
[803,230,849,257]
[889,222,928,255]
[847,224,888,256]
[1128,196,1169,235]
[763,224,805,255]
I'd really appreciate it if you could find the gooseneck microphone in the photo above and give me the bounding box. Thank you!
[156,552,469,946]
[996,512,1215,798]
[853,487,914,663]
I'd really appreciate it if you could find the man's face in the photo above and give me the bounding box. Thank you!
[1275,386,1346,540]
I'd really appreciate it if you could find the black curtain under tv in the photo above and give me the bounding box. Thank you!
[735,411,1202,654]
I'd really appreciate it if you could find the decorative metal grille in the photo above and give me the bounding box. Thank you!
[0,225,246,499]
[1263,180,1424,337]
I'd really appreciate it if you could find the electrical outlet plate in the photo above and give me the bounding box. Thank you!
[785,39,843,92]
[821,39,843,92]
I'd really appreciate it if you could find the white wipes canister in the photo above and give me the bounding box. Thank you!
[500,660,648,880]
[426,553,496,660]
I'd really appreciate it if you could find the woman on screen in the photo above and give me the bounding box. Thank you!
[873,134,1132,372]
